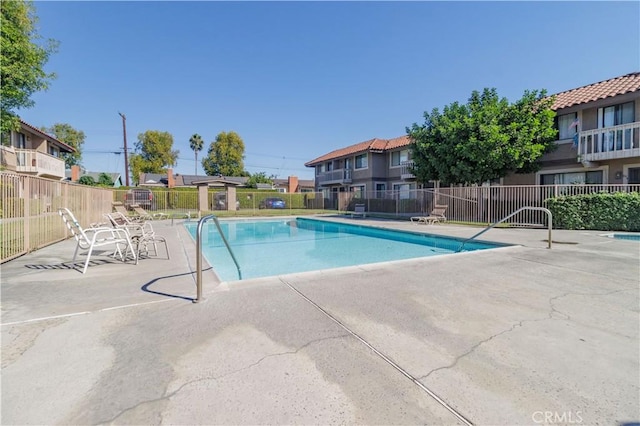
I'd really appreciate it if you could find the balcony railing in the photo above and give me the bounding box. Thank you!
[578,122,640,162]
[14,148,66,179]
[316,168,352,185]
[400,160,415,179]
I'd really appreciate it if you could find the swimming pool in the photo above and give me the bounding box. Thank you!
[609,233,640,241]
[184,218,507,282]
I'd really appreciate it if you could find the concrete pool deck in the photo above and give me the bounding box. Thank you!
[1,216,638,425]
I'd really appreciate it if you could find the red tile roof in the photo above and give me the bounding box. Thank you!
[551,72,640,110]
[19,120,75,153]
[305,135,411,166]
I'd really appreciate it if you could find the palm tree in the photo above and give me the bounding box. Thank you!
[189,133,204,175]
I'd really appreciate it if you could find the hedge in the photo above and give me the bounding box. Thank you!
[545,192,640,231]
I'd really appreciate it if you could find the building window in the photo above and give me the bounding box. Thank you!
[48,145,59,157]
[391,149,409,167]
[16,132,26,149]
[350,185,365,198]
[540,170,603,185]
[375,183,386,198]
[393,183,412,199]
[600,101,635,151]
[355,154,368,169]
[601,102,634,128]
[345,158,352,170]
[557,113,578,140]
[326,162,333,171]
[316,164,325,174]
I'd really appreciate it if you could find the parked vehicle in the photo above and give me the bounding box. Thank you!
[259,197,286,209]
[124,188,153,209]
[213,192,240,210]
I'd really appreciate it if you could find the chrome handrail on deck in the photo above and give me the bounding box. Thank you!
[457,207,553,252]
[195,214,242,303]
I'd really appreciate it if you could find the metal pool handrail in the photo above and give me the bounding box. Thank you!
[195,214,242,303]
[457,206,553,252]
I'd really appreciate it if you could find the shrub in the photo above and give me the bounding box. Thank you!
[546,192,640,231]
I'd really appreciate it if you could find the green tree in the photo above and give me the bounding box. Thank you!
[1,0,58,136]
[245,171,275,189]
[97,172,114,187]
[202,131,247,176]
[78,175,96,186]
[129,130,179,185]
[41,123,85,167]
[407,88,557,186]
[189,133,204,175]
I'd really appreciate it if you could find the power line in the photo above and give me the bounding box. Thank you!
[244,152,309,161]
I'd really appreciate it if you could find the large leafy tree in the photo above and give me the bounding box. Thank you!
[245,171,275,188]
[129,130,179,185]
[189,133,204,175]
[41,123,85,167]
[407,88,557,186]
[1,0,58,136]
[202,131,248,177]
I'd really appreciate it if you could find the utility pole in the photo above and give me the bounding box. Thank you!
[118,112,130,187]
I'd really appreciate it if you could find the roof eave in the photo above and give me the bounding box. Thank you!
[19,120,76,153]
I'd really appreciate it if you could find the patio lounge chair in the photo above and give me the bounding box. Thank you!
[131,204,169,221]
[104,213,169,262]
[112,202,145,222]
[58,208,136,274]
[410,204,448,225]
[350,204,366,218]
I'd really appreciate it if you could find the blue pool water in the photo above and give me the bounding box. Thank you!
[611,233,640,241]
[184,218,507,282]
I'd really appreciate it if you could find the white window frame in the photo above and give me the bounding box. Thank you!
[48,145,60,157]
[355,153,368,170]
[15,132,26,149]
[536,165,609,185]
[623,163,640,185]
[598,101,635,129]
[350,184,366,198]
[390,149,410,168]
[374,182,386,198]
[557,113,578,141]
[392,182,413,199]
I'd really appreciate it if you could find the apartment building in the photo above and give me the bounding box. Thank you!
[505,72,640,185]
[304,135,422,200]
[0,120,75,180]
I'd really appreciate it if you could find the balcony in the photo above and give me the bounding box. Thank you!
[1,147,66,179]
[400,160,415,180]
[577,122,640,162]
[316,168,352,186]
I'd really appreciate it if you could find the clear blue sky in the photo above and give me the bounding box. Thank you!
[22,1,640,182]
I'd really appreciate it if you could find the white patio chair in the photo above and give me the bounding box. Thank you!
[131,204,169,221]
[104,212,169,262]
[58,208,136,274]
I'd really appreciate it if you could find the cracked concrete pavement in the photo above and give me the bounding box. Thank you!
[1,217,639,425]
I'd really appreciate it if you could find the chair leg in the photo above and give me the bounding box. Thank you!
[72,242,80,263]
[162,238,169,259]
[82,246,94,274]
